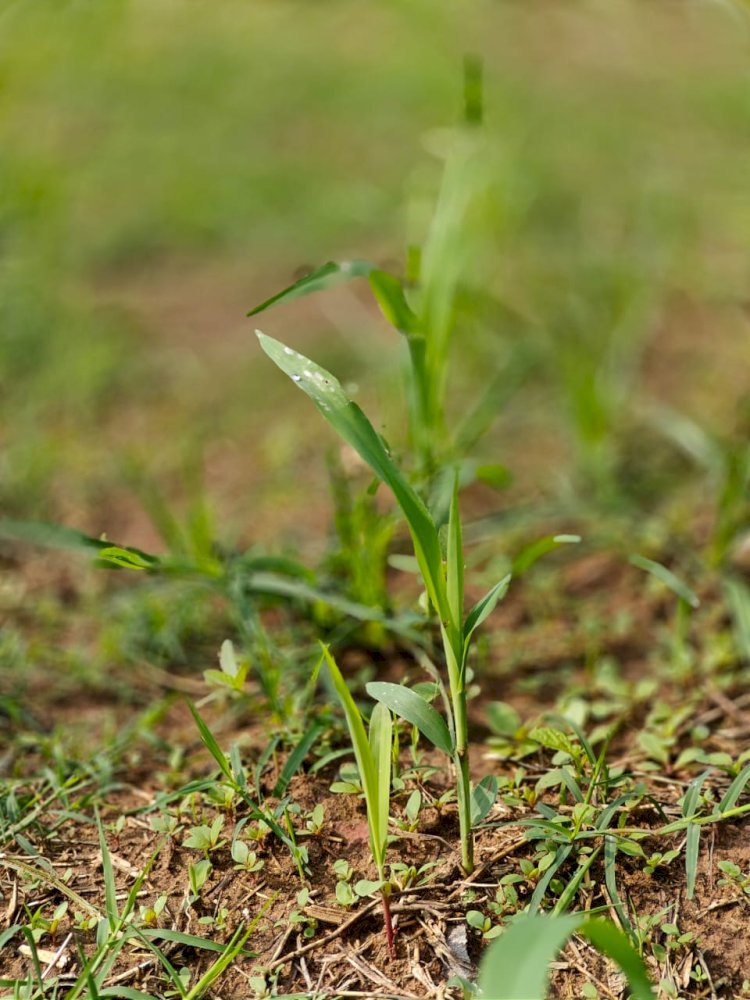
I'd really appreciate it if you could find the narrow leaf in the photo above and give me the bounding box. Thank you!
[247,260,375,316]
[682,771,710,900]
[580,919,656,1000]
[477,913,581,999]
[630,554,700,608]
[368,270,419,334]
[369,701,392,874]
[272,724,323,798]
[463,574,511,646]
[719,761,750,813]
[513,534,581,576]
[366,681,453,754]
[319,646,382,863]
[188,703,234,784]
[257,332,447,618]
[446,476,464,632]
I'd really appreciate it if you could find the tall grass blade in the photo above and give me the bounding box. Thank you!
[682,770,710,900]
[579,919,656,1000]
[369,701,392,871]
[188,702,234,783]
[366,681,453,754]
[603,835,634,941]
[96,810,119,931]
[257,331,447,618]
[319,645,384,864]
[273,723,324,798]
[718,761,750,813]
[446,477,464,636]
[725,578,750,661]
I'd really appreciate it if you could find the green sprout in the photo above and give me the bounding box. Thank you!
[314,644,395,955]
[258,333,508,873]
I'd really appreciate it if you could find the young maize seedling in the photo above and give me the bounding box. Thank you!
[258,333,508,873]
[314,644,395,955]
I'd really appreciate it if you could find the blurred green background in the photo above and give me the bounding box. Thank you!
[2,0,750,549]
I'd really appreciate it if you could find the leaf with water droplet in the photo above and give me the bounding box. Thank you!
[257,331,448,621]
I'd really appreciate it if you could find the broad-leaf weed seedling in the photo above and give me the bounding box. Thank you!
[258,331,509,873]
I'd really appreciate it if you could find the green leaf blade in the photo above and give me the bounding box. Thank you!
[247,260,375,317]
[366,681,453,754]
[464,574,511,646]
[257,332,447,618]
[368,701,392,874]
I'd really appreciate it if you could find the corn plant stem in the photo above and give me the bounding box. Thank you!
[444,628,474,874]
[381,889,396,959]
[454,749,473,875]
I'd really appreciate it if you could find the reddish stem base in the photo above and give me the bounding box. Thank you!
[381,891,396,959]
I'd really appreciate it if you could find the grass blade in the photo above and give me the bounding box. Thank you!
[725,578,750,661]
[477,914,655,1000]
[185,922,254,1000]
[366,681,453,754]
[603,835,634,941]
[529,844,573,914]
[257,332,447,619]
[719,761,750,813]
[96,809,119,930]
[248,260,375,316]
[187,702,234,783]
[446,476,464,635]
[477,913,581,999]
[682,771,710,899]
[273,723,324,798]
[367,270,419,334]
[369,701,392,873]
[580,919,656,1000]
[629,554,700,609]
[319,646,381,858]
[463,574,511,647]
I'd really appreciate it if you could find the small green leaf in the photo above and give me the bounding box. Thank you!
[486,701,521,737]
[466,909,487,930]
[463,574,511,645]
[471,774,498,825]
[367,270,419,334]
[257,332,447,619]
[219,640,240,678]
[366,682,453,754]
[96,545,159,571]
[354,878,383,897]
[529,726,579,759]
[629,554,700,609]
[248,260,375,316]
[513,534,581,576]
